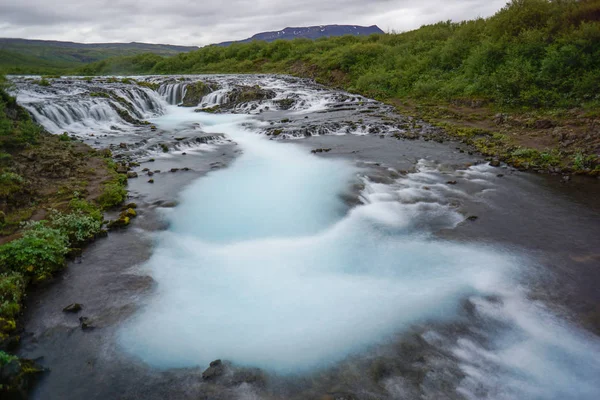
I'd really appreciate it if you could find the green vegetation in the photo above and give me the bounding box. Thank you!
[0,39,197,75]
[69,0,600,173]
[0,76,129,395]
[78,0,600,110]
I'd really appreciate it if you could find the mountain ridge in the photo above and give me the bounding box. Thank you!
[217,24,384,46]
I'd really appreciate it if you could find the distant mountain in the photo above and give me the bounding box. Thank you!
[217,25,384,46]
[0,38,198,73]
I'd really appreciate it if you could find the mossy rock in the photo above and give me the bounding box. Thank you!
[275,98,295,110]
[225,85,276,107]
[181,82,217,107]
[0,353,44,399]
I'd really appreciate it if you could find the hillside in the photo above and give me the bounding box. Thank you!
[217,25,384,46]
[77,0,600,174]
[0,38,198,74]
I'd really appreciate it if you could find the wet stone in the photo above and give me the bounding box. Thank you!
[62,303,82,313]
[202,359,225,381]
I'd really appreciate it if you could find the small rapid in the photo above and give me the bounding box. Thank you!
[9,75,600,399]
[117,106,600,400]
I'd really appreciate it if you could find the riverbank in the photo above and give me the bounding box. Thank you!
[0,84,131,397]
[390,98,600,176]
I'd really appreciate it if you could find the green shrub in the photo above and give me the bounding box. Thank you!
[0,172,25,197]
[98,183,127,209]
[0,350,17,366]
[69,198,103,222]
[0,222,69,281]
[0,272,25,320]
[48,210,103,244]
[73,0,600,110]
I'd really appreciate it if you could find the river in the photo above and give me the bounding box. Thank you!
[10,74,600,400]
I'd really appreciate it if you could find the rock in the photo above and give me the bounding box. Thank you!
[231,368,266,387]
[159,143,169,153]
[123,208,137,218]
[497,174,504,178]
[466,216,478,221]
[274,98,295,110]
[115,163,129,174]
[202,359,225,380]
[494,113,509,125]
[446,181,457,185]
[148,158,155,162]
[150,125,157,131]
[533,119,554,129]
[79,316,93,330]
[147,171,154,176]
[119,142,127,149]
[170,168,179,173]
[182,167,190,171]
[489,159,501,167]
[148,179,155,184]
[107,216,130,229]
[62,303,82,313]
[0,357,43,396]
[562,175,571,182]
[182,152,187,155]
[181,81,218,107]
[311,148,332,154]
[107,208,136,229]
[142,168,149,172]
[127,171,138,179]
[224,85,276,107]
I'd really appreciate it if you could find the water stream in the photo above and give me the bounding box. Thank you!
[10,75,600,399]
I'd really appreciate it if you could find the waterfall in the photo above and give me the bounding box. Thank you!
[200,88,229,107]
[157,82,188,105]
[12,79,167,136]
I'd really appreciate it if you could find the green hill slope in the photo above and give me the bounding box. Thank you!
[0,38,198,74]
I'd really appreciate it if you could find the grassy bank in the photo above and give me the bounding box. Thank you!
[0,76,130,396]
[72,0,600,174]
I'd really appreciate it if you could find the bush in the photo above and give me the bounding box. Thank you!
[98,182,127,209]
[0,272,25,322]
[69,197,103,222]
[0,222,69,281]
[48,210,103,244]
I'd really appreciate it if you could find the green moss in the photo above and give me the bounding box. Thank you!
[34,78,50,87]
[135,81,159,90]
[89,92,110,98]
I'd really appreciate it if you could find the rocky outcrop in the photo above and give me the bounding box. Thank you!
[181,82,218,107]
[227,85,276,105]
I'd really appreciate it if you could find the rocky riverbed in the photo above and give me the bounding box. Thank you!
[9,74,600,400]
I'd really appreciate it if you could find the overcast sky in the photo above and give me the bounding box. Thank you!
[0,0,508,46]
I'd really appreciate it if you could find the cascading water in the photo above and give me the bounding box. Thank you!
[10,75,600,399]
[157,82,188,105]
[11,78,167,136]
[118,104,600,399]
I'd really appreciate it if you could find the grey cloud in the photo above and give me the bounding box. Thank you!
[0,0,507,46]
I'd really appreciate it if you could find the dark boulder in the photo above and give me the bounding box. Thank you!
[62,303,82,313]
[202,359,225,380]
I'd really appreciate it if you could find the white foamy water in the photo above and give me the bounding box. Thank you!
[10,75,599,398]
[118,107,600,400]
